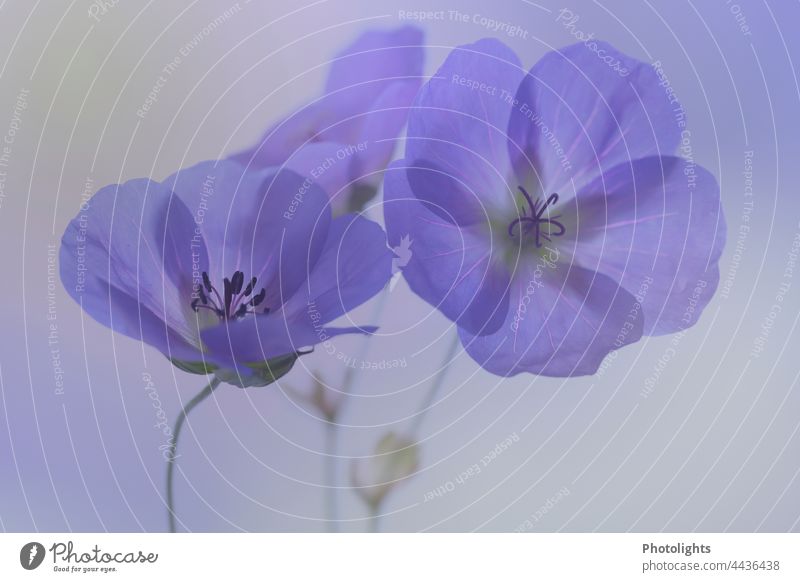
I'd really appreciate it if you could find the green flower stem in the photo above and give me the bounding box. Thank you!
[409,333,460,435]
[368,511,381,533]
[328,287,390,532]
[340,287,390,400]
[368,333,460,533]
[324,421,339,531]
[166,376,222,533]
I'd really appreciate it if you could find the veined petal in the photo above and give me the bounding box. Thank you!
[281,213,394,325]
[459,259,643,377]
[59,178,204,359]
[509,41,681,195]
[201,212,392,368]
[406,38,524,224]
[383,160,510,336]
[166,160,332,307]
[566,156,726,335]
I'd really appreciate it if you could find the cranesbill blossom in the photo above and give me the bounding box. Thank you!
[384,40,726,376]
[60,160,393,387]
[232,26,425,215]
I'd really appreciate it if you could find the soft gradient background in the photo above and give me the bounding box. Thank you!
[0,0,798,532]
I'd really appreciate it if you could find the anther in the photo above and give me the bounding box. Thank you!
[191,271,268,321]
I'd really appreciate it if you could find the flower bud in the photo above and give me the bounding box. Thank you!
[288,373,344,422]
[351,432,419,510]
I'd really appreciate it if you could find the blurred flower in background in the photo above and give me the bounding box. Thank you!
[384,39,726,377]
[232,26,425,215]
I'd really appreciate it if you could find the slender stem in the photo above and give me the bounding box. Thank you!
[324,421,339,532]
[365,333,460,532]
[326,288,390,532]
[340,288,390,397]
[409,333,460,436]
[368,511,381,533]
[166,377,222,533]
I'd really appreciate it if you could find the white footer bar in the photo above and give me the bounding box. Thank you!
[1,533,797,581]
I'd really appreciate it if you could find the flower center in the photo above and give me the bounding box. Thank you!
[190,270,268,321]
[508,186,566,248]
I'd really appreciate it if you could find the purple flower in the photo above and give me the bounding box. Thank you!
[60,160,393,387]
[232,26,425,215]
[384,40,726,377]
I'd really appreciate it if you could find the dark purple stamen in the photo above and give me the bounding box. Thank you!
[250,288,266,307]
[223,277,233,312]
[191,270,268,321]
[508,186,566,248]
[243,277,257,297]
[231,271,244,294]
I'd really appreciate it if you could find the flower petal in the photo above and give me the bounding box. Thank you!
[351,78,422,182]
[281,141,354,214]
[59,178,204,359]
[459,259,643,377]
[200,212,392,367]
[383,160,510,336]
[231,26,424,174]
[405,38,524,224]
[281,213,394,325]
[200,309,375,365]
[274,77,421,215]
[566,156,726,335]
[229,101,325,170]
[321,25,425,145]
[165,160,332,307]
[509,41,681,195]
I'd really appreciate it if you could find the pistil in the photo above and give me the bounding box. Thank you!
[508,186,566,248]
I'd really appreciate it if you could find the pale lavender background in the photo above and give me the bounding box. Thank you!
[0,0,798,532]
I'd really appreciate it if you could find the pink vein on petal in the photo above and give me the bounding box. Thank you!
[453,250,490,288]
[592,212,677,231]
[557,285,599,334]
